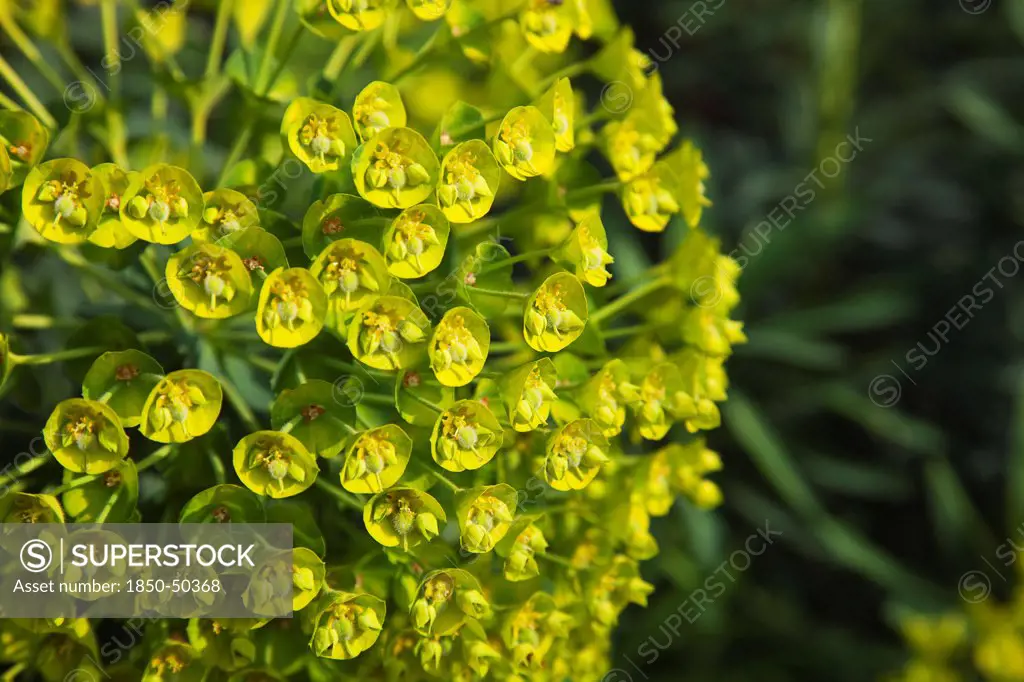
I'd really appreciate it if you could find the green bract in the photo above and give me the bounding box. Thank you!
[140,369,223,443]
[578,359,641,437]
[256,267,328,348]
[502,358,558,432]
[524,272,589,352]
[352,127,439,209]
[493,106,556,181]
[429,306,489,387]
[179,484,265,524]
[410,568,487,636]
[43,398,129,474]
[363,486,446,551]
[353,81,407,141]
[270,379,355,459]
[310,238,391,329]
[535,77,575,153]
[406,0,451,21]
[555,212,615,287]
[340,423,412,494]
[121,163,204,244]
[87,163,137,249]
[496,518,548,582]
[233,430,319,498]
[437,140,500,223]
[326,0,388,31]
[194,188,260,242]
[0,492,65,524]
[383,205,450,279]
[166,243,254,319]
[22,158,103,244]
[431,399,503,472]
[544,418,610,491]
[0,109,49,185]
[310,592,386,660]
[282,97,358,174]
[455,483,518,553]
[347,295,431,370]
[81,349,164,428]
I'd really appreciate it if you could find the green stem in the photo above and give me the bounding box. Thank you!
[476,247,555,276]
[464,287,530,301]
[0,53,56,128]
[0,91,23,111]
[255,0,291,95]
[10,346,110,366]
[0,15,66,95]
[95,488,122,523]
[0,453,49,489]
[590,275,673,324]
[601,323,663,340]
[406,391,443,414]
[101,0,129,167]
[487,340,529,354]
[565,179,622,204]
[279,414,302,434]
[219,375,262,432]
[264,24,304,96]
[137,445,175,472]
[388,25,443,83]
[535,60,590,93]
[217,119,254,187]
[315,478,364,510]
[418,462,460,493]
[12,314,83,329]
[205,0,234,80]
[538,552,577,569]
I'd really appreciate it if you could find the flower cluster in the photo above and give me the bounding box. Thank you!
[0,1,745,680]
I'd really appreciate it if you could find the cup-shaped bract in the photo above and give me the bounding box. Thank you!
[300,193,383,260]
[233,430,319,499]
[363,486,447,551]
[340,424,413,494]
[455,483,518,554]
[87,163,138,249]
[429,307,489,387]
[555,213,614,287]
[291,547,326,612]
[394,369,457,426]
[410,568,487,636]
[257,267,328,348]
[664,140,712,229]
[431,399,503,472]
[437,140,500,223]
[0,110,48,186]
[630,362,687,441]
[544,418,610,491]
[406,0,451,21]
[493,106,556,181]
[62,460,139,523]
[120,164,204,244]
[534,77,575,153]
[194,188,260,243]
[311,592,386,660]
[347,296,431,370]
[140,369,223,443]
[282,97,358,174]
[577,359,641,437]
[22,158,104,244]
[602,118,663,183]
[310,238,391,329]
[43,398,129,474]
[270,379,355,459]
[81,350,164,428]
[622,160,681,233]
[353,127,439,209]
[0,491,65,524]
[496,519,548,582]
[519,0,575,53]
[215,226,289,296]
[502,358,558,432]
[166,243,254,319]
[326,0,388,31]
[383,205,450,279]
[524,272,589,352]
[353,81,407,142]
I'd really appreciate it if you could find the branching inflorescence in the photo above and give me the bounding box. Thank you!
[0,0,745,679]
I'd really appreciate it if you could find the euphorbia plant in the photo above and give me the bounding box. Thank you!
[0,0,744,679]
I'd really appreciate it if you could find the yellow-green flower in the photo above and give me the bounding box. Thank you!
[310,238,390,330]
[586,555,655,628]
[43,398,128,474]
[0,110,49,186]
[662,440,723,510]
[502,358,558,432]
[500,593,574,670]
[87,163,137,249]
[437,140,500,223]
[664,140,712,229]
[534,77,575,152]
[383,205,450,278]
[431,399,502,472]
[524,272,588,352]
[256,267,328,348]
[603,119,662,183]
[519,0,575,53]
[143,643,203,682]
[22,158,103,244]
[363,486,446,551]
[140,369,223,443]
[194,188,260,243]
[406,0,451,21]
[291,547,326,611]
[81,349,164,428]
[496,518,548,582]
[555,213,614,287]
[311,592,386,660]
[410,569,488,636]
[233,430,319,498]
[544,419,609,491]
[347,296,431,370]
[0,492,64,524]
[353,81,407,141]
[282,97,358,174]
[455,483,518,553]
[681,307,747,356]
[622,162,681,233]
[493,106,556,181]
[326,0,388,31]
[166,243,254,319]
[121,164,204,244]
[341,424,413,493]
[353,127,439,209]
[578,359,641,436]
[429,307,489,387]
